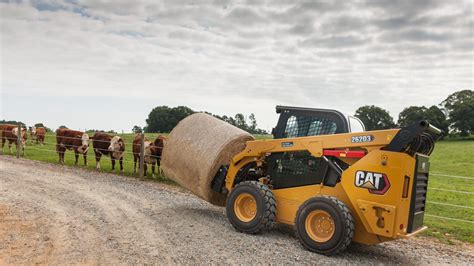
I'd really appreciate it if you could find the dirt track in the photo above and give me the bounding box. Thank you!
[0,156,472,264]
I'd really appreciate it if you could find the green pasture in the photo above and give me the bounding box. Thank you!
[1,133,473,244]
[423,139,474,243]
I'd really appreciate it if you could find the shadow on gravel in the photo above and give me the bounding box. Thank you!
[345,243,411,264]
[174,206,225,221]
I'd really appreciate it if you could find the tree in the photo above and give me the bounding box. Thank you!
[0,120,26,127]
[132,125,143,133]
[398,106,427,126]
[442,90,474,136]
[249,113,257,131]
[234,113,248,131]
[145,106,195,133]
[426,106,450,137]
[58,125,68,129]
[354,105,396,131]
[398,106,449,137]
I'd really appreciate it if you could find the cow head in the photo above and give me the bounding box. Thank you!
[77,133,90,153]
[31,126,37,135]
[12,127,27,147]
[144,141,156,163]
[154,135,166,146]
[108,136,124,158]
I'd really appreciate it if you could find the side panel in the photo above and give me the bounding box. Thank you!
[340,150,416,239]
[272,150,418,245]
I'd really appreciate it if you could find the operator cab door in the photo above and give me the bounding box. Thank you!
[268,106,351,189]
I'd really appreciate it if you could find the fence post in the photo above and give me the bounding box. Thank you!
[139,133,145,178]
[0,126,3,155]
[16,124,21,158]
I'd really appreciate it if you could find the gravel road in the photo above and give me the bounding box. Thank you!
[0,156,472,264]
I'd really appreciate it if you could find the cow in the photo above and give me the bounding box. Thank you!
[133,134,152,176]
[132,135,166,178]
[30,126,36,143]
[92,132,125,172]
[30,126,46,145]
[1,124,27,154]
[56,128,89,165]
[147,135,166,177]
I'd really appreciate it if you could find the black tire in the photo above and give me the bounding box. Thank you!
[226,181,276,234]
[294,196,354,255]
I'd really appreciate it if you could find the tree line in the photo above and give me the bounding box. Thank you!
[138,106,268,134]
[0,121,54,132]
[141,89,472,137]
[354,90,473,137]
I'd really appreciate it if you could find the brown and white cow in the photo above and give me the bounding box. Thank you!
[56,128,89,165]
[92,132,125,172]
[1,124,27,154]
[30,126,46,145]
[145,135,166,177]
[30,126,36,143]
[133,134,151,175]
[132,135,166,178]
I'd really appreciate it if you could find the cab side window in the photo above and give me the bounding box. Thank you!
[349,116,365,133]
[284,115,337,138]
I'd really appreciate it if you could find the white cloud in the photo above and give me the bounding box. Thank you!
[0,0,472,132]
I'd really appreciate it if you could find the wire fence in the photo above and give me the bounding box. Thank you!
[425,214,474,224]
[1,125,473,226]
[1,127,164,178]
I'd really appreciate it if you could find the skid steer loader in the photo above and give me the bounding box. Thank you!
[211,105,441,255]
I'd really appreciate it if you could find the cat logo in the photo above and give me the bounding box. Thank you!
[354,171,390,195]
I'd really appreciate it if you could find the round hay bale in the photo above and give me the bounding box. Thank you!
[161,113,254,206]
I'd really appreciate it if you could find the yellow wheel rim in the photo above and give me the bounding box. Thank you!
[305,210,335,243]
[234,193,257,222]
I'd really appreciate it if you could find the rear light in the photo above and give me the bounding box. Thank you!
[402,176,410,198]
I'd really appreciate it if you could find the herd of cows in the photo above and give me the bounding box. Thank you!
[0,124,166,177]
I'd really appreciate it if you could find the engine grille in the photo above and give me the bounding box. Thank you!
[407,154,430,233]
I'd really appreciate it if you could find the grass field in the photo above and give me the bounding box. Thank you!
[1,133,473,244]
[423,139,474,243]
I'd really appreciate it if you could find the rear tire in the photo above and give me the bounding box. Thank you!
[295,196,354,255]
[226,181,276,234]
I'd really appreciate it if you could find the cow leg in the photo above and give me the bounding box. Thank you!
[119,157,124,173]
[60,149,65,164]
[83,152,88,166]
[143,163,147,177]
[95,152,101,169]
[157,158,162,176]
[74,150,79,165]
[1,137,4,153]
[8,140,12,154]
[151,161,156,178]
[57,145,63,164]
[111,157,116,171]
[133,155,137,174]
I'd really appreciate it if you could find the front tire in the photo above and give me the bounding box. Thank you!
[226,181,276,234]
[295,196,354,255]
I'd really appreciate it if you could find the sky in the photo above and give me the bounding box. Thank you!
[1,0,473,132]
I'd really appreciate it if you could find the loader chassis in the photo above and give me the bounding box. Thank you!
[223,129,425,244]
[211,106,439,254]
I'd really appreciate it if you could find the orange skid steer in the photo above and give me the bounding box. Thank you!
[209,106,441,255]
